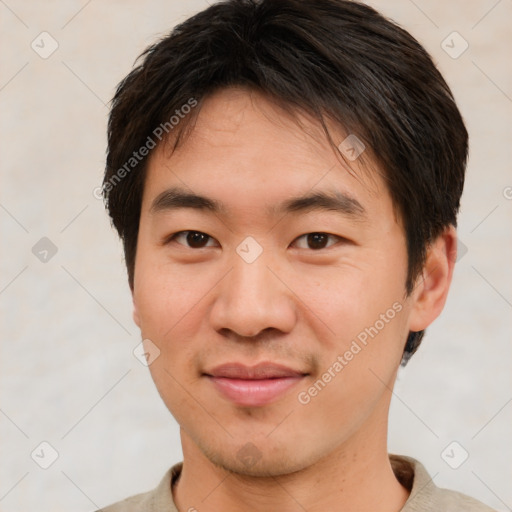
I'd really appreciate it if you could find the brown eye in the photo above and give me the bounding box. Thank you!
[170,231,216,248]
[186,231,210,248]
[293,232,340,250]
[307,233,329,249]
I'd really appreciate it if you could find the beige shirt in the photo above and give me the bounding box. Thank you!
[99,454,496,511]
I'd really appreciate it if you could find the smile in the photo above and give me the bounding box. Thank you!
[204,362,308,407]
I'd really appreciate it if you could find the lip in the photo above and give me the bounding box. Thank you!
[204,362,307,407]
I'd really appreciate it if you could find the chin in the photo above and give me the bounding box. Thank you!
[198,437,314,478]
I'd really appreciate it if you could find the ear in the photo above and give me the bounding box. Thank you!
[408,225,458,333]
[132,291,141,328]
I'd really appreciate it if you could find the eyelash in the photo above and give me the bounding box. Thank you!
[165,231,343,250]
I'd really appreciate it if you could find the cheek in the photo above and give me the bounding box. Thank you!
[295,259,409,391]
[132,251,221,387]
[295,261,405,341]
[295,301,408,439]
[133,249,208,338]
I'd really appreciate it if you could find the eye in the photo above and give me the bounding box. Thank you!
[167,230,218,249]
[292,232,341,250]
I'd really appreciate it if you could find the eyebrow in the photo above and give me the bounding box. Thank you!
[150,185,366,220]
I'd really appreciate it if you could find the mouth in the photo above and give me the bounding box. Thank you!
[203,362,308,407]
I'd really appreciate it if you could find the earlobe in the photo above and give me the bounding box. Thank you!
[408,226,457,333]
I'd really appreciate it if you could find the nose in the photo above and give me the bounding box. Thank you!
[208,248,297,339]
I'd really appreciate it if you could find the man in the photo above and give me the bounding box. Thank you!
[99,0,496,510]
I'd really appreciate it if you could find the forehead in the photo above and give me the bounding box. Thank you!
[142,87,391,220]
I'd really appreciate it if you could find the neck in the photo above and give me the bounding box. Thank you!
[172,406,410,512]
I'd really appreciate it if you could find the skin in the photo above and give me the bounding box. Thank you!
[132,86,457,512]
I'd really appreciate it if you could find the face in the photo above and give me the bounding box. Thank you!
[132,87,420,477]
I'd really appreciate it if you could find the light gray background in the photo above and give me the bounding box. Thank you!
[1,1,511,510]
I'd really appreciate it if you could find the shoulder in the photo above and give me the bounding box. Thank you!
[391,454,497,512]
[97,463,182,512]
[99,489,152,512]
